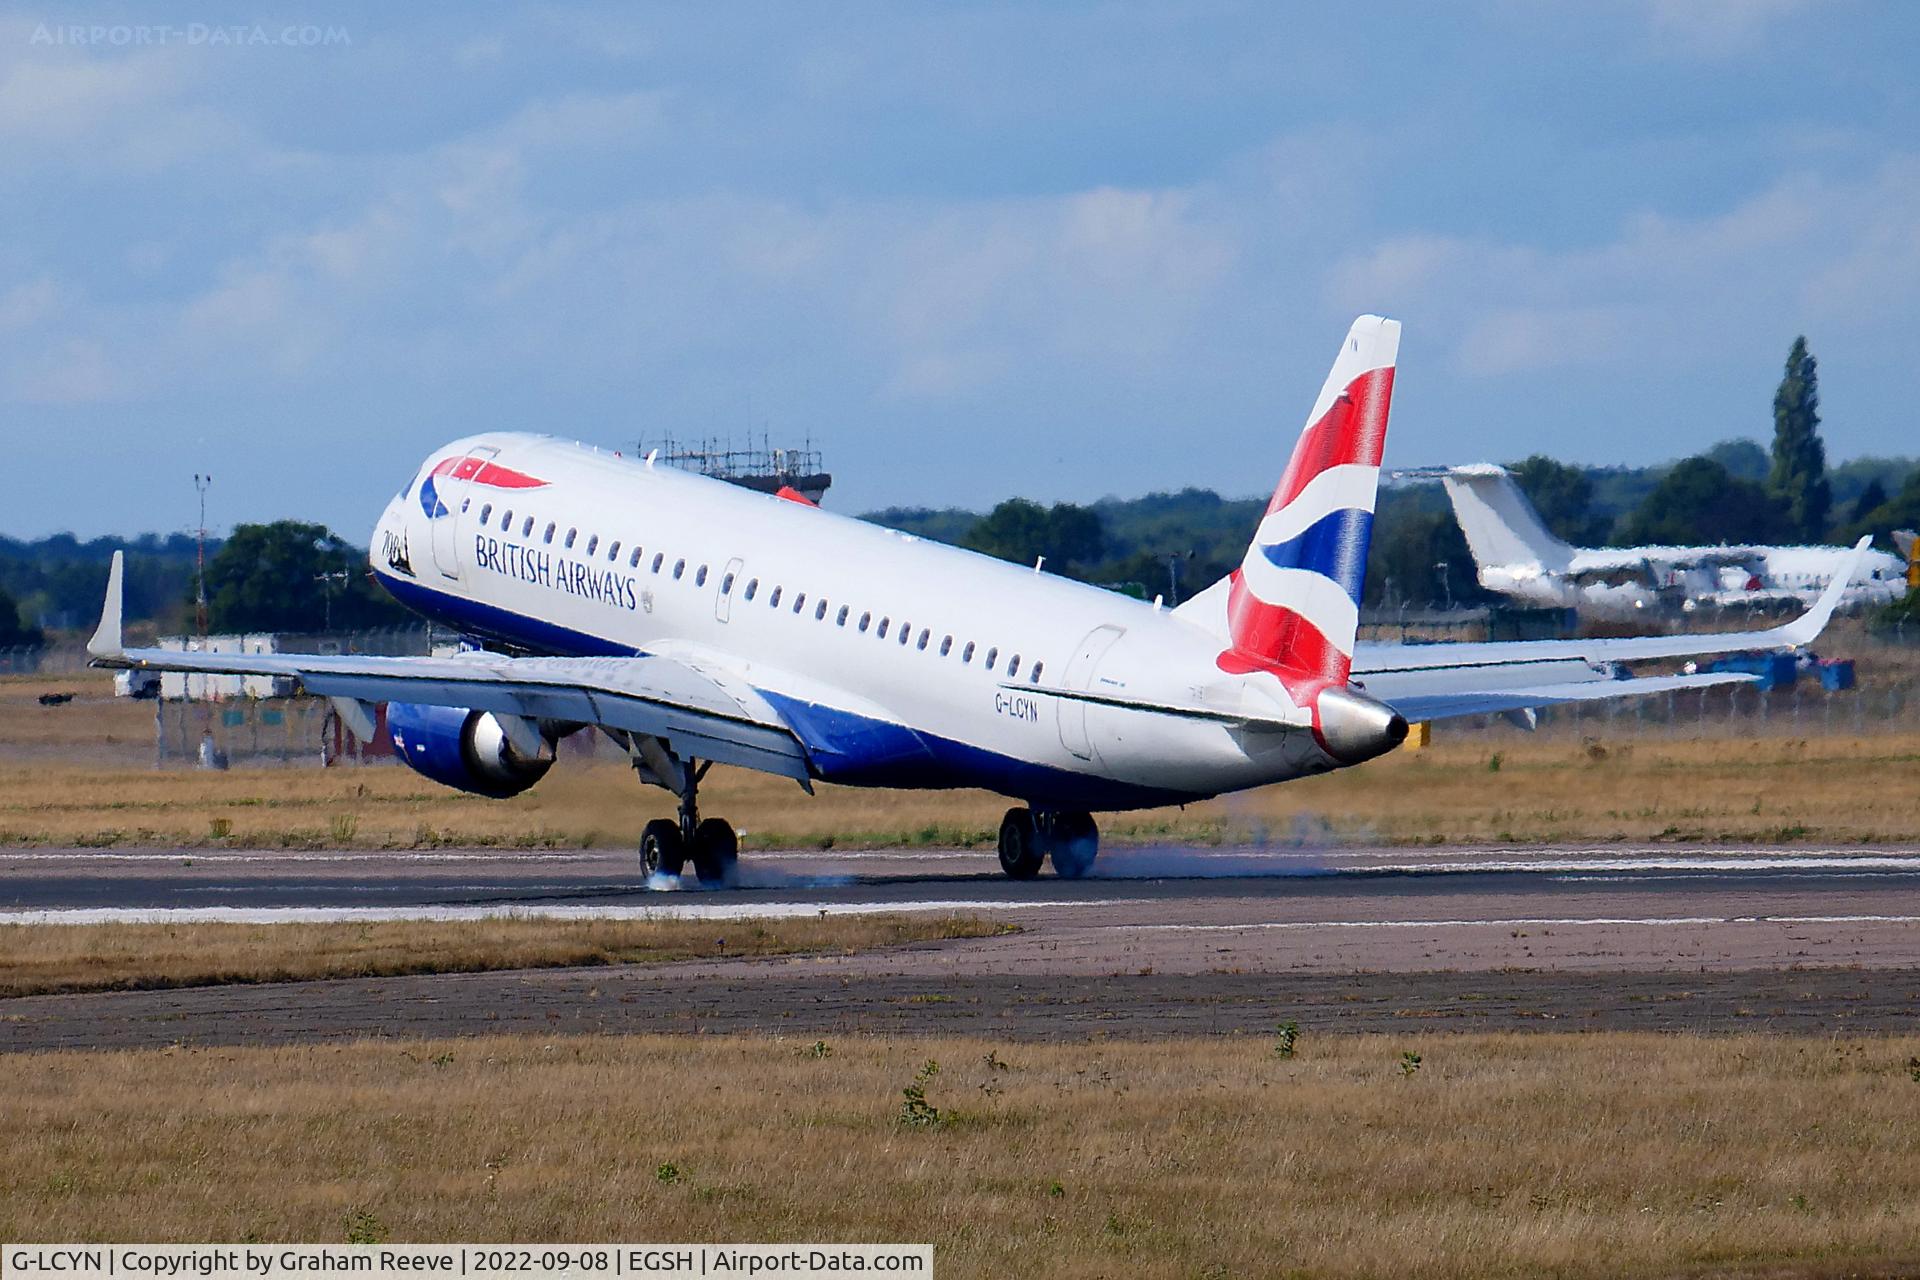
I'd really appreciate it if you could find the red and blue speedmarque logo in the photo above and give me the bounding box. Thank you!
[419,455,549,519]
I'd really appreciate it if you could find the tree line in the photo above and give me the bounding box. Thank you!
[874,335,1920,611]
[4,336,1911,640]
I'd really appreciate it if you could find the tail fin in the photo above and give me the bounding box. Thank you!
[1440,465,1576,573]
[1213,315,1399,689]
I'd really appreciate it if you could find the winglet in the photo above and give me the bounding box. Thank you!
[1775,535,1871,649]
[87,550,126,661]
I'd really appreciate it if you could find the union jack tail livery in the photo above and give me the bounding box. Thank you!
[1218,314,1399,689]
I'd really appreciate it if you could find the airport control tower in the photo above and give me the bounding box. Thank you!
[638,435,832,505]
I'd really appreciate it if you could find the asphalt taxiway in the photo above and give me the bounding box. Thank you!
[5,843,1918,1051]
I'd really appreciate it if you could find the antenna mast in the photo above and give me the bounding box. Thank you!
[193,473,212,643]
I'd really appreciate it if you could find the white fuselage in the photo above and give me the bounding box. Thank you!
[369,434,1339,810]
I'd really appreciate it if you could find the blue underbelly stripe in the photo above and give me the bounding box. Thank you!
[372,570,1201,810]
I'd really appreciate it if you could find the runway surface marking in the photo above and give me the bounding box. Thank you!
[10,905,1920,929]
[0,899,1122,925]
[1133,914,1920,930]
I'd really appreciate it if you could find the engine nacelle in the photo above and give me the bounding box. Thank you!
[386,702,555,799]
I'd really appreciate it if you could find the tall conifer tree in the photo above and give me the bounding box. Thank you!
[1768,335,1831,541]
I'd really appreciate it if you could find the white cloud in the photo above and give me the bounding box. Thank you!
[0,278,64,331]
[1329,157,1920,378]
[14,336,118,404]
[1638,0,1819,56]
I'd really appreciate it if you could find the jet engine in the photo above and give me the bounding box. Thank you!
[386,702,555,799]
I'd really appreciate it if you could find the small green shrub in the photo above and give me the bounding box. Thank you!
[344,1209,385,1244]
[899,1060,943,1127]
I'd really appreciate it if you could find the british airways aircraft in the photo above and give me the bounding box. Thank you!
[86,317,1868,884]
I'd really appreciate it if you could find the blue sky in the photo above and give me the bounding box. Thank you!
[4,1,1918,539]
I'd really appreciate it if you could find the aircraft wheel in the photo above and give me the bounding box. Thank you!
[692,817,739,887]
[1049,811,1099,879]
[641,818,685,879]
[998,808,1043,880]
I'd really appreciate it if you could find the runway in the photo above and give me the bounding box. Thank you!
[8,841,1920,971]
[6,843,1919,1051]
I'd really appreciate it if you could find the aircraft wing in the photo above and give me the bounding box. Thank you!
[1341,536,1870,723]
[85,553,810,781]
[1353,536,1870,677]
[1379,671,1756,724]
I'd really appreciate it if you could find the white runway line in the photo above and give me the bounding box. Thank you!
[1132,914,1920,932]
[0,850,595,864]
[0,899,1126,926]
[1289,856,1920,875]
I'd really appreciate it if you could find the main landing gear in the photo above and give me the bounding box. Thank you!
[998,807,1099,880]
[628,737,738,887]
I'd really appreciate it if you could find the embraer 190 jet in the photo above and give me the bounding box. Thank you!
[87,317,1868,883]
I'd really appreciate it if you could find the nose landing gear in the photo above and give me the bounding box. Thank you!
[998,807,1099,880]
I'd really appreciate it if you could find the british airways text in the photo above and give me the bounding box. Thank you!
[474,536,639,611]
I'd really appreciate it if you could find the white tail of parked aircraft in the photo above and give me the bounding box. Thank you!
[1440,464,1906,617]
[88,318,1871,883]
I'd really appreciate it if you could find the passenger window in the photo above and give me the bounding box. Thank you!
[565,528,577,549]
[695,565,708,586]
[858,611,871,633]
[479,503,492,524]
[630,547,643,568]
[1008,655,1020,677]
[745,579,758,601]
[721,572,736,595]
[608,541,620,562]
[543,523,556,544]
[986,647,998,670]
[877,617,889,639]
[899,623,910,646]
[522,517,534,537]
[940,636,952,656]
[500,509,512,531]
[586,534,598,556]
[794,593,807,614]
[917,629,930,651]
[652,553,664,573]
[461,498,471,513]
[836,606,849,626]
[769,586,782,608]
[816,599,829,620]
[673,559,686,580]
[962,641,975,663]
[1031,661,1044,683]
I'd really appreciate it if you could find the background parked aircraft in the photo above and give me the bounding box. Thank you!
[1440,464,1909,617]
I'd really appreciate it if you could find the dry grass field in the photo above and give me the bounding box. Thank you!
[6,670,1920,849]
[0,915,1005,998]
[5,1032,1919,1278]
[1,732,1918,851]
